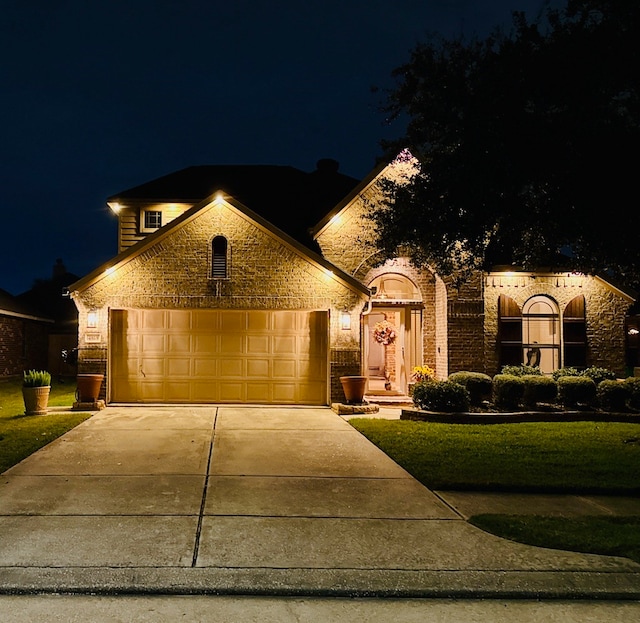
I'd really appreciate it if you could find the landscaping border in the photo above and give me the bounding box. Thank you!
[400,408,640,424]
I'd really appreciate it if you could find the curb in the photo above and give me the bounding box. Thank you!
[2,568,640,599]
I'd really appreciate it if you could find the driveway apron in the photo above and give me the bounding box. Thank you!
[0,405,638,598]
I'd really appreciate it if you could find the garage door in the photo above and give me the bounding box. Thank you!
[110,309,328,404]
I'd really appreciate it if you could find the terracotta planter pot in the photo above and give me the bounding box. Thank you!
[22,386,51,415]
[76,374,104,402]
[339,375,367,404]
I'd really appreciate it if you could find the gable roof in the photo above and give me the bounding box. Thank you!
[0,288,53,323]
[70,192,370,297]
[108,160,361,251]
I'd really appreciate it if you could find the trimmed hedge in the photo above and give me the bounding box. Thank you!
[581,366,617,386]
[411,369,639,413]
[492,374,525,409]
[500,365,543,377]
[624,377,640,410]
[412,380,471,413]
[597,379,629,411]
[522,374,558,408]
[447,371,493,406]
[557,376,597,408]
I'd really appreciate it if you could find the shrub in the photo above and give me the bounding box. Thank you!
[22,370,51,387]
[623,377,640,410]
[597,379,629,412]
[552,367,581,381]
[447,371,493,406]
[521,375,558,408]
[581,366,617,386]
[500,364,543,377]
[492,374,525,410]
[557,376,597,408]
[412,380,471,413]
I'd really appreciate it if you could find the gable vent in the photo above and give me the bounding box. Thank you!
[212,236,228,279]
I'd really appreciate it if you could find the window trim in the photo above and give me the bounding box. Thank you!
[522,295,560,373]
[140,209,163,233]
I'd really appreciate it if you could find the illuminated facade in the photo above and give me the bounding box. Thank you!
[68,157,636,404]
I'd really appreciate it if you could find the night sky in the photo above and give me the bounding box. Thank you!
[1,0,552,295]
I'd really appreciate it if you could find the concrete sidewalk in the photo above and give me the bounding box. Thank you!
[0,405,639,598]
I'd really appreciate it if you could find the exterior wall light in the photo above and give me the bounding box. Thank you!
[87,311,98,328]
[340,312,351,330]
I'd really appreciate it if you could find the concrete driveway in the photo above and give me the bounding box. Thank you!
[0,405,639,598]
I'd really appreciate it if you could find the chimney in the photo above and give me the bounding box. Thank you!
[52,258,67,279]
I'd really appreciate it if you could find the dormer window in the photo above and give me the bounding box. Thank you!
[141,209,162,233]
[211,235,228,278]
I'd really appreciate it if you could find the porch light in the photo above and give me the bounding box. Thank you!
[87,311,98,328]
[340,312,351,330]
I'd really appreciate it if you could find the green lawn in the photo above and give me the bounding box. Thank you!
[349,417,640,563]
[0,377,92,473]
[348,418,640,493]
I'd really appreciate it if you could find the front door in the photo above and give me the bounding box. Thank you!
[364,307,417,395]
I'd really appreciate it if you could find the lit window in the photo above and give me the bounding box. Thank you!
[522,296,560,374]
[211,236,228,279]
[144,210,162,230]
[498,294,586,374]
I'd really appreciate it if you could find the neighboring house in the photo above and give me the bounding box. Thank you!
[17,259,80,379]
[0,288,52,377]
[68,154,637,405]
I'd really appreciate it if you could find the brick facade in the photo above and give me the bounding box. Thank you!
[71,157,636,404]
[72,198,367,403]
[314,159,634,381]
[483,273,632,377]
[0,315,49,377]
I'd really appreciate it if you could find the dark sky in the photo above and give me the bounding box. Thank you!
[1,0,552,295]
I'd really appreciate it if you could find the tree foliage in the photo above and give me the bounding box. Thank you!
[374,0,640,290]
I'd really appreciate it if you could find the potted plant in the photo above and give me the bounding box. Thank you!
[76,373,104,403]
[339,375,367,404]
[22,369,52,415]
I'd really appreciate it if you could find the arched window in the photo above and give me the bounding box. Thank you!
[522,295,560,373]
[211,236,228,279]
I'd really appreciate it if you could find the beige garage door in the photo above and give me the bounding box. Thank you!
[110,309,328,404]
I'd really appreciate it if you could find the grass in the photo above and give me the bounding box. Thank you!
[348,418,640,493]
[470,515,640,564]
[349,417,640,563]
[0,377,92,473]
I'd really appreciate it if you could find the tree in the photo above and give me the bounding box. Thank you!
[374,0,640,290]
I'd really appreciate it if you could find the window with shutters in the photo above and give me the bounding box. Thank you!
[498,294,523,368]
[211,235,228,279]
[497,294,589,373]
[563,295,587,368]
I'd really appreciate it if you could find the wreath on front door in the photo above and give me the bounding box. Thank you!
[372,320,397,345]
